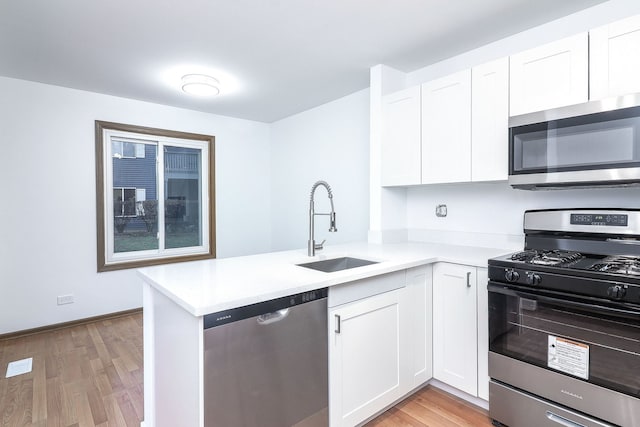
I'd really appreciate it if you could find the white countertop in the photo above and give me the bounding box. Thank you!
[137,242,511,316]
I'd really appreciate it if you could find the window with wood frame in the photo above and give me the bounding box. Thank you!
[95,121,215,272]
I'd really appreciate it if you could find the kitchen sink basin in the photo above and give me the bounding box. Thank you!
[297,256,379,273]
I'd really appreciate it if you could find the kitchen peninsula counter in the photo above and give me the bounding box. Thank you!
[138,241,511,427]
[137,241,510,317]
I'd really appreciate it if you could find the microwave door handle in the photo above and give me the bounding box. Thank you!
[488,283,640,319]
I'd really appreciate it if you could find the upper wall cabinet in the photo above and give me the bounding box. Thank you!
[381,86,422,186]
[380,62,508,187]
[509,33,588,116]
[590,15,640,100]
[471,58,509,182]
[421,70,472,184]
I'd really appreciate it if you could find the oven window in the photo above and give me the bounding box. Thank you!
[489,286,640,398]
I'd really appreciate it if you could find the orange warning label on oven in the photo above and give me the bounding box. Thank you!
[548,335,589,380]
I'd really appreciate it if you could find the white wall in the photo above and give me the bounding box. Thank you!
[0,76,271,334]
[270,89,370,251]
[407,182,640,245]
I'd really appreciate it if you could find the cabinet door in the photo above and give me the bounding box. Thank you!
[471,58,509,182]
[405,265,433,388]
[590,15,640,100]
[381,86,422,186]
[421,70,472,184]
[510,33,588,116]
[476,267,489,401]
[329,288,405,427]
[433,263,478,396]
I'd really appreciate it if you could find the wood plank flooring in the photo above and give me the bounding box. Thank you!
[1,312,492,427]
[0,313,143,427]
[366,386,494,427]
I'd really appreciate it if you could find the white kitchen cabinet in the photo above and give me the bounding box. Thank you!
[329,287,406,427]
[476,267,489,401]
[381,86,422,186]
[510,33,588,116]
[405,265,433,387]
[471,58,509,182]
[421,70,472,184]
[433,263,478,396]
[590,14,640,100]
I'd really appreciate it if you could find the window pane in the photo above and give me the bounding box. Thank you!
[112,141,123,158]
[164,146,201,249]
[113,188,123,216]
[123,142,136,158]
[112,143,159,253]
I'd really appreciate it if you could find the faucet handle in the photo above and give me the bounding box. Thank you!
[314,239,326,250]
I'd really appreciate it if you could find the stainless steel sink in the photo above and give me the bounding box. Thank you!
[297,257,379,273]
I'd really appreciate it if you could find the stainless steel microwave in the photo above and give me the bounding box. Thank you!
[509,93,640,190]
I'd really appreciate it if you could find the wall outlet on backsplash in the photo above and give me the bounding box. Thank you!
[435,204,447,217]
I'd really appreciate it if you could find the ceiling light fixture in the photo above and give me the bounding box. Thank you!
[181,74,220,96]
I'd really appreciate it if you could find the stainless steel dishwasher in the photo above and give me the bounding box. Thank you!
[203,288,328,427]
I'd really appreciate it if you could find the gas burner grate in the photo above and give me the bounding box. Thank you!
[589,255,640,276]
[511,250,584,266]
[510,250,539,261]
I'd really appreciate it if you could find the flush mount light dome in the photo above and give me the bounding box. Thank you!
[181,74,220,96]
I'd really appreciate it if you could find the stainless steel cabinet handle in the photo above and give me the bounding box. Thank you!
[466,271,471,287]
[546,411,586,427]
[335,314,341,334]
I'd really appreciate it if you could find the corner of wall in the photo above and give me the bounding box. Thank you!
[369,65,411,241]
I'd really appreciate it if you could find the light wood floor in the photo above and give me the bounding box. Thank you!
[366,386,494,427]
[0,313,143,426]
[1,313,492,427]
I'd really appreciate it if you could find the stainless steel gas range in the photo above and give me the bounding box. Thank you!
[488,209,640,427]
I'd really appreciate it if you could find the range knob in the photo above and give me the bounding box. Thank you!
[526,272,541,286]
[505,269,520,282]
[607,285,626,300]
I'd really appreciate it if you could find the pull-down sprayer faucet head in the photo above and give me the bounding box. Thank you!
[329,212,337,232]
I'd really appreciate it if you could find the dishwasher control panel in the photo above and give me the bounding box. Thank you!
[204,287,328,329]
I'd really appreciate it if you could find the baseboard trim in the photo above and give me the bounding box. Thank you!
[430,379,489,410]
[0,307,143,341]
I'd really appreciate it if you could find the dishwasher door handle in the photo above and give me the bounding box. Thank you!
[257,309,290,325]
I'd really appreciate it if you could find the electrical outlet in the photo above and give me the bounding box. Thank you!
[435,204,447,217]
[57,294,74,305]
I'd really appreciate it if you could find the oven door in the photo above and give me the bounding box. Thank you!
[488,282,640,426]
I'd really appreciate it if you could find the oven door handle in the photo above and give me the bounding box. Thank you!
[488,283,640,319]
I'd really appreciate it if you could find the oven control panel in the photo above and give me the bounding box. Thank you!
[489,264,640,304]
[503,268,541,286]
[570,213,628,226]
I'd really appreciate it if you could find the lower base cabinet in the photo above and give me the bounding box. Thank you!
[433,262,489,400]
[328,266,432,426]
[329,288,405,426]
[406,265,433,387]
[477,267,489,401]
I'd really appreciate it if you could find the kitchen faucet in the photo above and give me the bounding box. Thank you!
[308,180,337,256]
